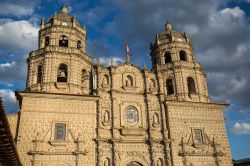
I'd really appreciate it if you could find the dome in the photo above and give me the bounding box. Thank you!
[155,21,190,45]
[46,5,81,27]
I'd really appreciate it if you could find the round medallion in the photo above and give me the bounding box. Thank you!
[62,22,67,26]
[125,106,138,125]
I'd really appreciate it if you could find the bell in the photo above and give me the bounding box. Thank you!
[58,71,66,78]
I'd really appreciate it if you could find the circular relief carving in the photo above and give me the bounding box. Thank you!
[125,106,139,126]
[62,22,67,26]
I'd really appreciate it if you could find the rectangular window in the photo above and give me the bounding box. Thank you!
[193,129,203,144]
[55,123,66,141]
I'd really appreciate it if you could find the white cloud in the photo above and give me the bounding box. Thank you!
[0,1,39,17]
[220,7,245,19]
[0,89,16,104]
[231,122,250,134]
[0,61,15,68]
[99,57,124,66]
[0,20,39,51]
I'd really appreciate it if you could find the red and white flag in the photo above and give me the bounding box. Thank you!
[125,41,130,55]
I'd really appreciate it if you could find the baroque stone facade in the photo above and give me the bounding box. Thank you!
[8,5,233,166]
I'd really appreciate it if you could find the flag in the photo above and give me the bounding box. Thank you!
[125,41,130,55]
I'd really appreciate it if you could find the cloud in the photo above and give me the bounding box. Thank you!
[86,1,250,111]
[231,122,250,134]
[0,61,15,68]
[98,57,124,66]
[0,0,40,17]
[0,53,27,86]
[0,89,16,103]
[0,89,18,113]
[0,20,39,51]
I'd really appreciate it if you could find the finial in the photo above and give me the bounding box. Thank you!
[61,4,68,14]
[144,63,148,70]
[41,17,45,29]
[165,20,172,31]
[110,58,114,66]
[83,24,86,30]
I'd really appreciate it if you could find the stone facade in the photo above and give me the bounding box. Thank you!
[8,5,233,166]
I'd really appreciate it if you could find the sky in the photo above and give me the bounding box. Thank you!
[0,0,250,160]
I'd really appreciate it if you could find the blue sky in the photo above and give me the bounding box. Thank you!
[0,0,250,160]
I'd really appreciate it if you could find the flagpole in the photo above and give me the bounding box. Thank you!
[125,41,131,64]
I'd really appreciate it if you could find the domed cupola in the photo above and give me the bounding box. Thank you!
[39,4,86,52]
[26,5,93,94]
[150,21,193,70]
[150,21,210,103]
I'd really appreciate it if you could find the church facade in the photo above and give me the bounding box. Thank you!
[8,5,233,166]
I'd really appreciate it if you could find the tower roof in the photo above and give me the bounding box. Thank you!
[46,5,81,27]
[154,21,190,45]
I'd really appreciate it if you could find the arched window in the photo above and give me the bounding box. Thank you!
[187,77,196,94]
[37,64,43,83]
[153,113,159,124]
[59,35,68,47]
[81,69,87,83]
[126,75,133,87]
[166,78,174,95]
[57,64,68,82]
[164,51,172,64]
[77,40,82,49]
[45,36,50,46]
[180,50,187,61]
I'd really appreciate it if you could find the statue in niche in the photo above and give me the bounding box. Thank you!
[157,158,164,166]
[102,75,109,88]
[149,79,156,92]
[103,110,110,125]
[102,77,108,85]
[104,158,110,166]
[153,113,159,124]
[153,113,160,127]
[125,75,133,87]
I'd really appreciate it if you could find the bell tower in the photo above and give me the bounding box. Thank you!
[150,21,210,102]
[26,5,93,94]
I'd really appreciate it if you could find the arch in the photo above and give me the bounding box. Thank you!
[164,51,172,64]
[157,158,164,166]
[126,161,143,166]
[45,36,50,46]
[166,78,174,95]
[104,157,111,166]
[103,110,110,122]
[57,63,68,82]
[179,50,187,61]
[187,77,196,94]
[121,157,148,166]
[59,35,68,47]
[126,75,133,87]
[81,69,87,83]
[153,112,160,124]
[77,40,82,49]
[37,64,43,83]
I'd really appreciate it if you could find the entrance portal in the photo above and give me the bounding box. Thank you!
[126,161,143,166]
